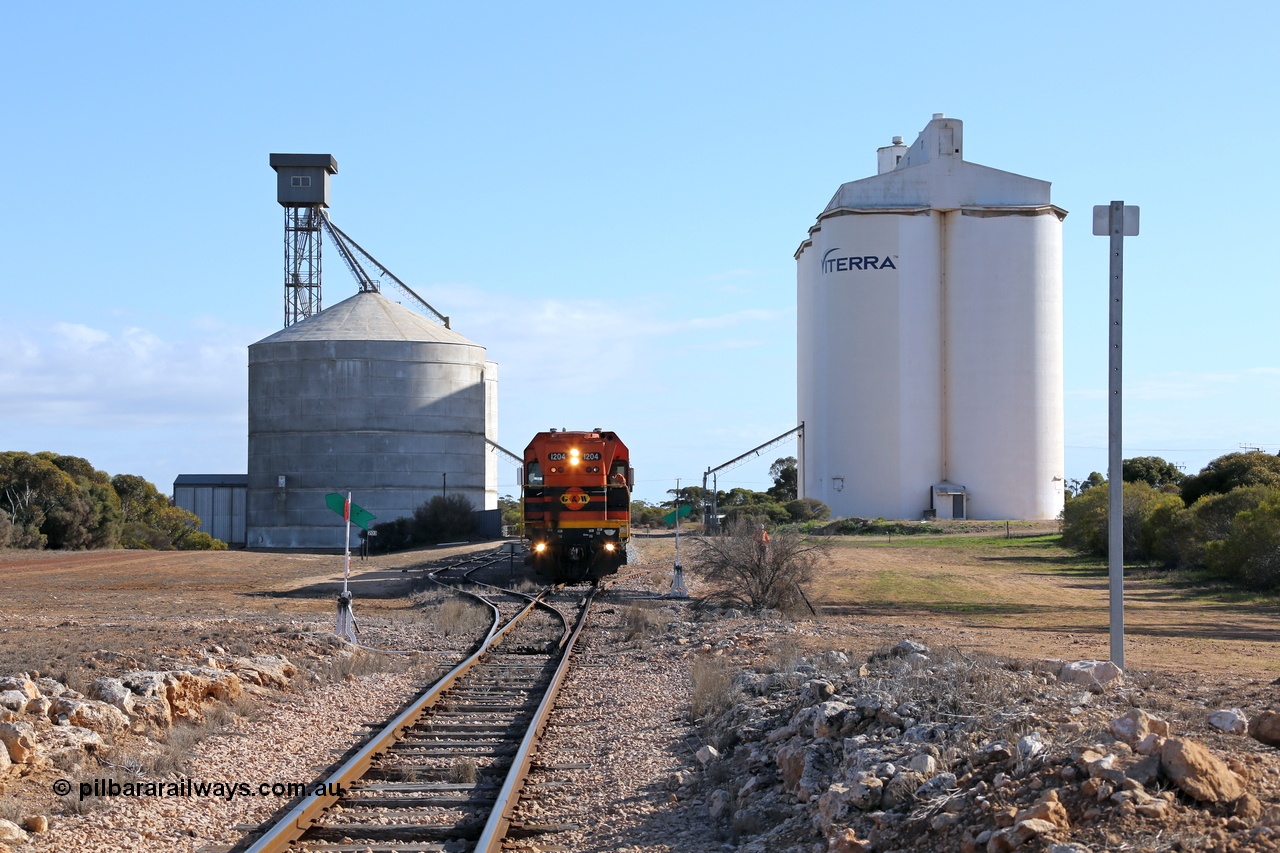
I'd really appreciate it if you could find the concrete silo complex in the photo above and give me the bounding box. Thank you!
[246,291,498,549]
[796,115,1065,521]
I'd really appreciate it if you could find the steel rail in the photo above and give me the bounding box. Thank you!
[473,587,598,853]
[241,593,543,853]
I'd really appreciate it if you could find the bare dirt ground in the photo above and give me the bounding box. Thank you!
[0,542,497,690]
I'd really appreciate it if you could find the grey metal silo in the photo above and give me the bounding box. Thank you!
[246,290,495,549]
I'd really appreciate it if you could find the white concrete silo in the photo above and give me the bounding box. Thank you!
[247,290,497,549]
[796,115,1065,521]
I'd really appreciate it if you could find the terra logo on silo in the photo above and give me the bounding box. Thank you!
[822,248,897,273]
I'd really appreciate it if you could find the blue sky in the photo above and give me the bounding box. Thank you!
[3,2,1277,507]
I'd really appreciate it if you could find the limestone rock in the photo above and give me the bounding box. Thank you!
[908,752,938,776]
[0,678,39,700]
[830,828,873,853]
[815,782,852,833]
[708,789,732,820]
[696,745,720,766]
[0,721,38,763]
[34,677,67,697]
[0,693,27,713]
[1135,733,1165,756]
[1159,738,1244,803]
[87,677,135,715]
[987,817,1059,852]
[775,741,827,802]
[129,695,173,732]
[1234,792,1263,820]
[1108,709,1157,745]
[0,820,27,845]
[1208,708,1248,735]
[799,679,836,706]
[1247,710,1280,747]
[882,769,926,809]
[228,655,297,690]
[894,639,929,656]
[24,697,51,717]
[21,816,47,834]
[42,725,103,760]
[813,701,854,739]
[1015,789,1071,831]
[0,742,9,773]
[1058,660,1123,692]
[916,771,957,800]
[48,697,129,734]
[976,740,1014,765]
[847,770,883,810]
[119,668,243,724]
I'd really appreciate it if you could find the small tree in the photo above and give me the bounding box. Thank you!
[1206,494,1280,590]
[691,519,827,614]
[767,457,798,501]
[1181,451,1280,506]
[1122,456,1186,489]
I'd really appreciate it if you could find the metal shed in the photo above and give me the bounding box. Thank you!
[173,474,248,546]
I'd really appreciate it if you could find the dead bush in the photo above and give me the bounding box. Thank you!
[691,521,828,613]
[621,602,666,642]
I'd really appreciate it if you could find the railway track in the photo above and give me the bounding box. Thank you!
[239,549,593,853]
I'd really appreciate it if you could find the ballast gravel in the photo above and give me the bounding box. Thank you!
[25,668,429,853]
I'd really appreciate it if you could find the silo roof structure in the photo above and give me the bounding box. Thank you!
[255,289,475,345]
[247,290,497,549]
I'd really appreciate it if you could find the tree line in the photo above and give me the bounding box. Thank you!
[0,451,225,551]
[495,457,831,532]
[1061,451,1280,591]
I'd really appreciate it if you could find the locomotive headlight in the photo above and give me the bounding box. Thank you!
[604,543,616,552]
[534,542,547,553]
[569,448,580,466]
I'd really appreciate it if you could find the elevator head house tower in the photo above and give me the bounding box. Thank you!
[796,115,1066,521]
[270,153,338,327]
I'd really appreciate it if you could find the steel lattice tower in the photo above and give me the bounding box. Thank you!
[269,154,338,327]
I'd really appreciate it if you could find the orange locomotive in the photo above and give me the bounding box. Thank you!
[522,429,631,583]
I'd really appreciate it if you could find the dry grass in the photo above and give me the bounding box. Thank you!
[688,657,736,722]
[621,602,667,642]
[409,590,492,636]
[448,757,478,784]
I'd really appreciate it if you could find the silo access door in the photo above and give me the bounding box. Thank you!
[932,482,968,520]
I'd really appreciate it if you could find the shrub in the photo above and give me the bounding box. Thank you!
[785,497,830,523]
[372,517,416,552]
[691,519,827,613]
[1206,494,1280,590]
[412,494,476,544]
[1060,480,1182,562]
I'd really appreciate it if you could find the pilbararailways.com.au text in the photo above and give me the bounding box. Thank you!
[56,778,347,802]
